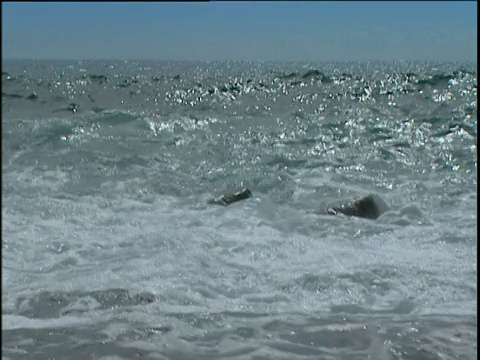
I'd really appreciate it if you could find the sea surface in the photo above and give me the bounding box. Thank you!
[2,60,477,360]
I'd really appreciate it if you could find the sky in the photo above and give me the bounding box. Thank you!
[2,1,477,62]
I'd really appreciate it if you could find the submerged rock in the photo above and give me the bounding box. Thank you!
[325,194,389,220]
[207,188,252,206]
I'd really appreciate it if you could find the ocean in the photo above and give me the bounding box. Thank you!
[2,59,477,359]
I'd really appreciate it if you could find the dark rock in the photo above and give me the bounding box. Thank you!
[67,103,79,113]
[27,92,38,100]
[326,194,389,220]
[208,188,252,206]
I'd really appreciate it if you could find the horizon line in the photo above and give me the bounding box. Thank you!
[2,58,477,63]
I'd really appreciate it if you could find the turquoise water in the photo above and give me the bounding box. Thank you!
[2,60,477,359]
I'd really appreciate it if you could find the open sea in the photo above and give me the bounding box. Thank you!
[1,59,477,360]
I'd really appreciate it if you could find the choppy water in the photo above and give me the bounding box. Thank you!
[2,60,477,360]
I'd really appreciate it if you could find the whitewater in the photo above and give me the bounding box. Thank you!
[2,60,477,359]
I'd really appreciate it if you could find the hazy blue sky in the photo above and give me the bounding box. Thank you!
[2,1,477,62]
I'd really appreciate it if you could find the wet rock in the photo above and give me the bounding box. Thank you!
[208,188,252,206]
[67,103,79,113]
[27,92,38,100]
[325,194,389,220]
